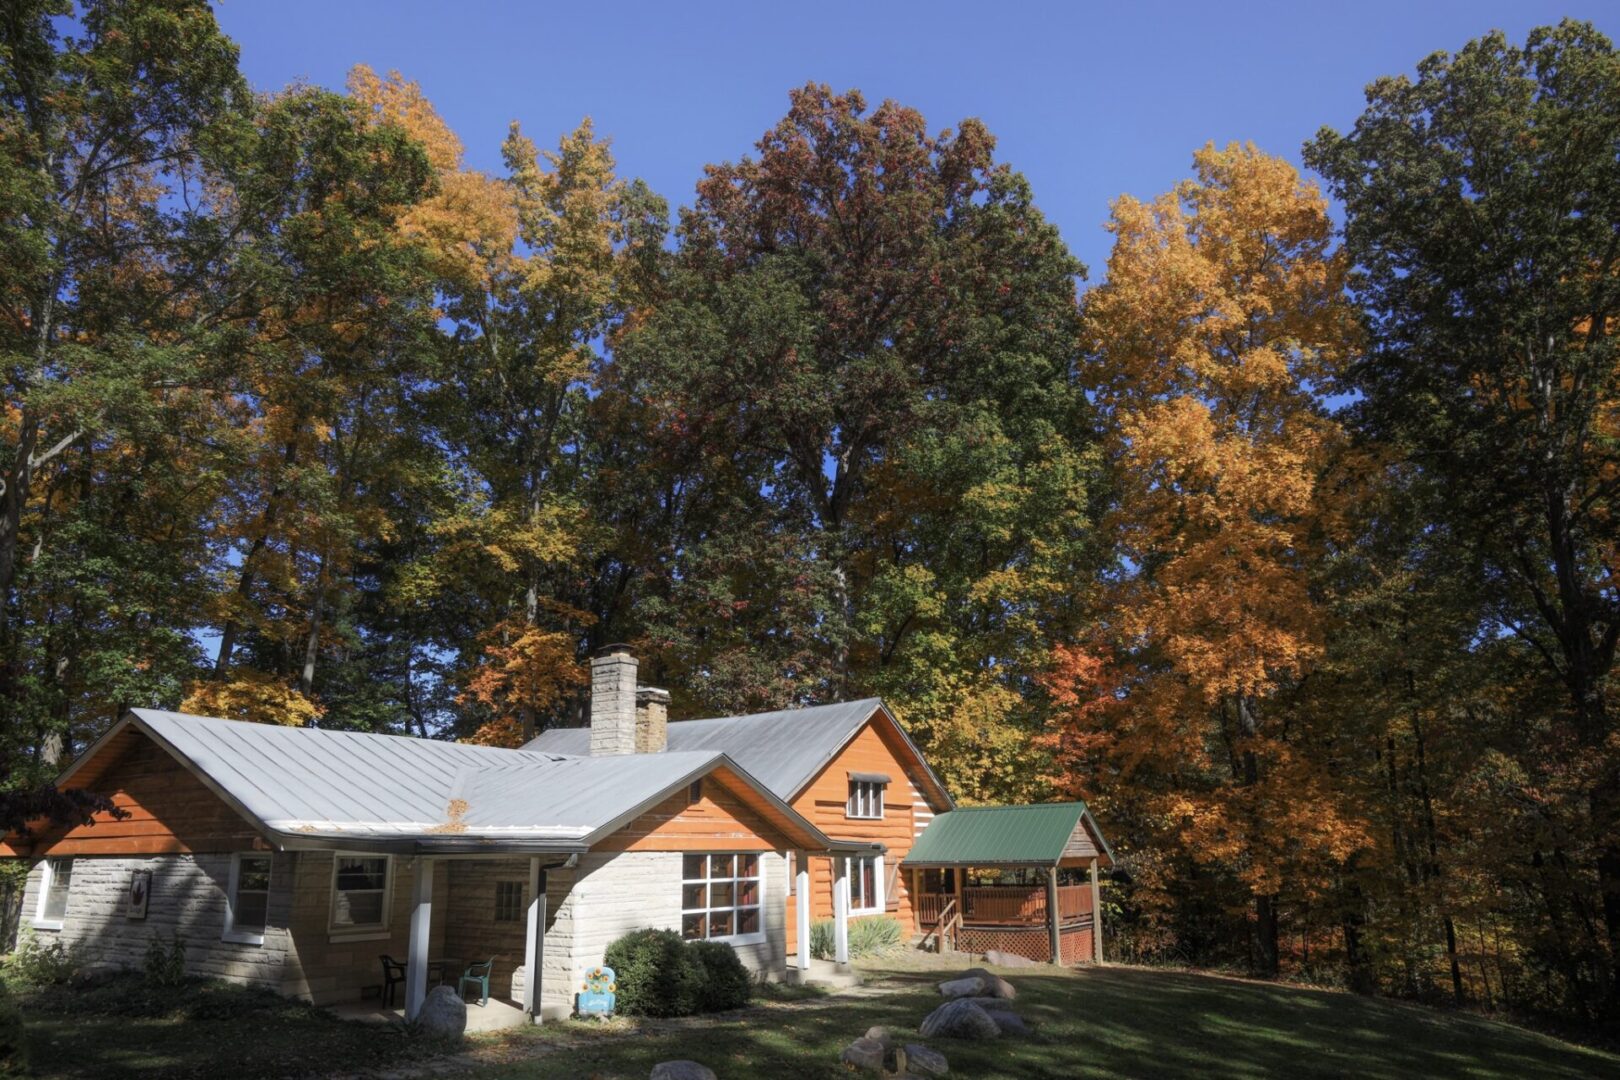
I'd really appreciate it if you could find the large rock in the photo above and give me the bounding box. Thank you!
[984,949,1041,969]
[919,999,1001,1041]
[958,967,1016,1000]
[841,1036,890,1071]
[936,975,985,999]
[650,1063,717,1080]
[981,1007,1031,1037]
[415,985,466,1040]
[904,1043,950,1077]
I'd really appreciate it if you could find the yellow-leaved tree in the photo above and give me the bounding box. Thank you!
[1057,144,1367,973]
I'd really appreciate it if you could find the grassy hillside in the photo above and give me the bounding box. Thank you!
[475,961,1620,1080]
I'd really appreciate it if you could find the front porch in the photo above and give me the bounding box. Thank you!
[913,877,1100,965]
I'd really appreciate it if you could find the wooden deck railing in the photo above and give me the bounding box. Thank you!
[917,884,1093,928]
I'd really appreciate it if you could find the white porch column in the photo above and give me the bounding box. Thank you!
[832,854,851,968]
[795,851,812,971]
[404,856,435,1020]
[523,856,545,1021]
[1046,866,1062,964]
[1089,857,1103,963]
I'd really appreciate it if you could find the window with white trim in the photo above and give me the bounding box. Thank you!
[846,779,886,820]
[34,857,72,929]
[847,854,883,914]
[681,853,763,942]
[224,853,272,944]
[329,854,392,936]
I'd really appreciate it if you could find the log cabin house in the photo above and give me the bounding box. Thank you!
[3,645,1112,1026]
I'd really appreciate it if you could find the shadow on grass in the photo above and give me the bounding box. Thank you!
[479,963,1620,1080]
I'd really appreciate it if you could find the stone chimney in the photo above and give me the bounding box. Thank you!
[635,687,670,753]
[589,644,638,756]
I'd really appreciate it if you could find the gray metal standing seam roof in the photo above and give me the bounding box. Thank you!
[525,697,952,809]
[70,709,844,855]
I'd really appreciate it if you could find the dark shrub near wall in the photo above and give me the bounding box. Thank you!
[601,930,752,1017]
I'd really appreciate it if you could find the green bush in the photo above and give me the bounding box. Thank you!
[1,929,81,988]
[0,978,26,1077]
[602,929,701,1017]
[688,939,752,1012]
[601,930,754,1017]
[809,916,904,960]
[143,931,187,988]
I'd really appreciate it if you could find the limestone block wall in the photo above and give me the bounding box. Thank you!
[15,851,450,1007]
[16,853,293,988]
[537,850,787,1015]
[442,857,532,1000]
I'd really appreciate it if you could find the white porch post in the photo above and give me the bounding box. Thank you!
[795,851,812,971]
[832,854,851,968]
[404,856,435,1020]
[1089,856,1103,963]
[1046,866,1062,964]
[523,856,544,1021]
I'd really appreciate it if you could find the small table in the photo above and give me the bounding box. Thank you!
[426,957,460,986]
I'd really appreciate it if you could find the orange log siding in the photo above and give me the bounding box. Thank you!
[3,730,262,858]
[592,767,816,854]
[785,712,949,953]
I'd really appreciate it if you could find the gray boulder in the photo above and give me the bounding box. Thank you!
[650,1063,718,1080]
[984,949,1041,969]
[919,999,1001,1040]
[959,967,1016,1000]
[415,985,466,1040]
[904,1043,950,1077]
[982,1008,1031,1037]
[864,1025,892,1043]
[840,1036,890,1071]
[936,975,985,999]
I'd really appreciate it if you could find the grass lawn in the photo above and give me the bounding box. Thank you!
[468,959,1620,1080]
[11,961,1620,1079]
[15,973,459,1079]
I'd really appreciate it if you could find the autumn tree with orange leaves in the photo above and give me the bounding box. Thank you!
[1058,144,1367,974]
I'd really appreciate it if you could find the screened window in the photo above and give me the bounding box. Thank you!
[494,880,525,923]
[35,857,72,928]
[681,853,763,942]
[847,779,886,820]
[225,853,272,944]
[847,854,882,914]
[329,854,392,935]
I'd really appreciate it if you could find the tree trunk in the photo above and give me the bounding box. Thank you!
[1254,892,1280,977]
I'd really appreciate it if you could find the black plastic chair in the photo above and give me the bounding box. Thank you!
[379,955,406,1007]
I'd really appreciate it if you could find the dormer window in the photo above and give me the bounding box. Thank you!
[847,773,889,820]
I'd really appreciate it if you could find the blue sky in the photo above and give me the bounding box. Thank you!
[215,1,1615,279]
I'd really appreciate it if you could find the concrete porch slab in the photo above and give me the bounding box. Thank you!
[330,995,531,1032]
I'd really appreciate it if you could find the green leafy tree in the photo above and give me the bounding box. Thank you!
[1307,19,1620,1007]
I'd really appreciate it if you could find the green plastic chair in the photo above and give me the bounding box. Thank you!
[459,957,494,1006]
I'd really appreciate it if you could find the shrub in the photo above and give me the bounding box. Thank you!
[602,929,701,1017]
[1,929,81,988]
[849,916,903,957]
[0,979,26,1077]
[143,931,187,988]
[809,916,904,960]
[688,939,752,1012]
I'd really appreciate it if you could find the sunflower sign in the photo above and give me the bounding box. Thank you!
[577,965,617,1017]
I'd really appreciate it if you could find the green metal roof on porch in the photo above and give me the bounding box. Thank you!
[903,801,1114,868]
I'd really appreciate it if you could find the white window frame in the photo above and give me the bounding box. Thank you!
[33,856,72,931]
[223,852,273,946]
[847,853,884,915]
[327,852,394,942]
[847,779,886,820]
[680,852,766,946]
